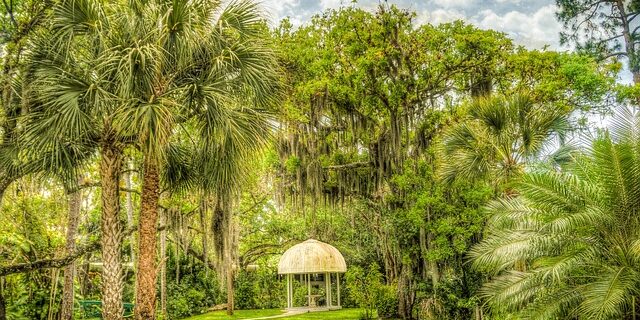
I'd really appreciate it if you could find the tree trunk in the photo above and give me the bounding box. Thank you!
[427,232,439,289]
[0,176,11,209]
[397,265,413,320]
[200,197,208,276]
[419,227,428,280]
[425,206,439,289]
[160,208,167,319]
[79,253,91,297]
[224,200,235,316]
[615,1,640,87]
[125,160,136,265]
[0,278,6,320]
[226,262,234,316]
[60,181,82,320]
[100,144,124,320]
[134,158,160,320]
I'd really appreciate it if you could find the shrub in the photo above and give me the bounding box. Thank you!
[234,271,257,309]
[375,284,398,319]
[165,254,221,319]
[234,263,286,309]
[346,264,379,320]
[346,264,399,320]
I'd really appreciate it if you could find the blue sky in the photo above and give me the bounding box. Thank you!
[264,0,562,50]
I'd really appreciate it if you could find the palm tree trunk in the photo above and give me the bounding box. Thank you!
[199,197,208,276]
[222,198,235,316]
[125,161,136,265]
[100,145,124,320]
[135,158,159,320]
[60,181,82,320]
[159,208,167,319]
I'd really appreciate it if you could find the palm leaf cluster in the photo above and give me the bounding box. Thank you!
[26,0,277,190]
[470,107,640,319]
[440,94,569,186]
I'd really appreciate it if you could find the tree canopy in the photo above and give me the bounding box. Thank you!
[0,2,635,320]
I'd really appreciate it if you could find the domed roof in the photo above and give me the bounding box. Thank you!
[277,239,347,274]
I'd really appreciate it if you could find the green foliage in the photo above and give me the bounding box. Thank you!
[291,284,308,307]
[234,266,285,310]
[184,308,371,320]
[270,5,615,319]
[0,2,626,320]
[165,253,221,319]
[374,284,398,319]
[345,264,396,320]
[440,93,571,186]
[0,180,73,320]
[470,107,640,319]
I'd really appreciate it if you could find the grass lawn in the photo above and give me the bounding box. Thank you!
[184,309,284,320]
[183,308,373,320]
[285,309,373,319]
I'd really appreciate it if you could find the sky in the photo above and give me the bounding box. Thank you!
[264,0,563,50]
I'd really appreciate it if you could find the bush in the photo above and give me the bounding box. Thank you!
[234,271,257,309]
[234,262,286,309]
[167,280,218,319]
[375,284,398,319]
[346,264,399,320]
[346,265,377,319]
[165,253,221,319]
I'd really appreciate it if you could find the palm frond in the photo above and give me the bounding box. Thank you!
[578,266,637,320]
[215,0,264,38]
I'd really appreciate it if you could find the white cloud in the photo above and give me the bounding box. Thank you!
[432,0,476,9]
[417,8,466,25]
[264,0,301,25]
[474,5,562,49]
[319,0,344,10]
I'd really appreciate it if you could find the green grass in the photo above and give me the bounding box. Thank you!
[182,308,372,320]
[184,309,284,320]
[285,309,371,319]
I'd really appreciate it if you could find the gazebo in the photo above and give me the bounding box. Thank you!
[277,239,346,311]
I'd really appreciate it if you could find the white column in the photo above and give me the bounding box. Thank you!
[290,275,294,308]
[286,274,291,309]
[337,273,341,307]
[307,274,311,307]
[329,273,333,307]
[325,272,330,307]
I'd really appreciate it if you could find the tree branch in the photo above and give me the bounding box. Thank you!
[597,33,624,44]
[0,224,169,277]
[239,240,298,268]
[602,51,628,60]
[324,161,370,170]
[239,196,268,216]
[2,0,17,28]
[0,241,99,276]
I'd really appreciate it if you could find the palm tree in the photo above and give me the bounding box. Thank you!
[469,107,640,319]
[28,1,129,317]
[111,1,276,318]
[439,94,570,188]
[30,0,277,318]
